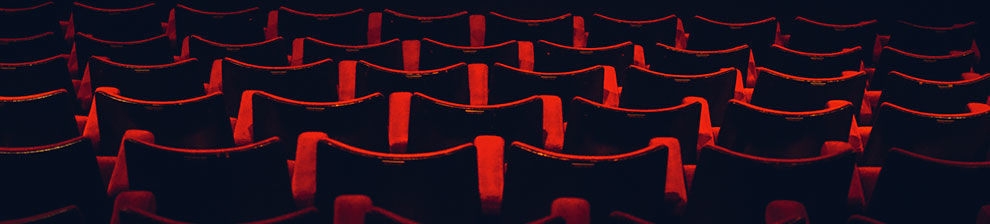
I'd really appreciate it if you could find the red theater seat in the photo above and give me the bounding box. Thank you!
[762,44,863,78]
[0,32,64,63]
[867,71,989,115]
[0,90,81,147]
[645,43,752,86]
[0,2,61,38]
[502,137,679,223]
[109,133,306,223]
[784,17,878,58]
[488,63,616,107]
[86,87,233,155]
[0,55,76,99]
[683,16,777,53]
[276,7,370,45]
[84,56,203,101]
[885,20,977,55]
[73,32,174,75]
[860,102,990,165]
[381,9,470,46]
[716,99,856,158]
[233,91,388,158]
[180,35,289,82]
[620,66,739,126]
[684,144,856,224]
[0,137,106,223]
[294,134,497,223]
[485,12,582,46]
[213,57,338,116]
[290,38,402,68]
[585,14,679,47]
[0,205,86,224]
[70,2,166,41]
[173,4,267,44]
[352,61,473,104]
[565,96,710,164]
[859,148,990,224]
[750,68,869,113]
[419,38,522,70]
[871,46,976,89]
[534,40,642,74]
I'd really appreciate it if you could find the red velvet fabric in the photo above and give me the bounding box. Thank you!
[470,15,485,47]
[764,200,809,224]
[550,197,591,224]
[338,60,358,100]
[468,63,489,105]
[401,40,420,71]
[388,92,412,153]
[207,59,223,94]
[518,41,535,71]
[675,18,687,49]
[572,16,587,47]
[655,137,687,212]
[475,135,504,215]
[292,132,324,208]
[367,12,382,44]
[603,66,620,106]
[233,91,257,145]
[265,10,278,40]
[540,95,564,152]
[107,129,155,197]
[111,191,157,224]
[289,38,304,66]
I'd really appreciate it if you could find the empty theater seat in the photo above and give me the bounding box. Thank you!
[684,144,856,224]
[181,35,289,82]
[173,4,267,44]
[871,46,976,89]
[620,66,739,126]
[784,17,878,56]
[0,55,76,98]
[0,89,81,147]
[761,44,863,78]
[73,33,174,73]
[419,38,521,70]
[381,9,470,46]
[750,68,869,112]
[646,43,752,85]
[488,63,613,106]
[276,8,370,45]
[858,148,990,224]
[885,20,977,55]
[485,12,580,46]
[291,38,403,68]
[585,14,678,47]
[533,40,641,74]
[294,134,498,223]
[0,32,65,62]
[0,2,61,38]
[87,87,233,155]
[860,102,990,165]
[716,99,855,158]
[0,137,106,223]
[213,57,338,115]
[352,61,473,104]
[84,56,204,101]
[683,16,776,53]
[109,133,308,223]
[70,2,166,41]
[867,71,989,115]
[234,91,388,158]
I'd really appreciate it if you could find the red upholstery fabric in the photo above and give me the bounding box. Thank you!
[207,59,223,94]
[603,66,620,106]
[675,18,687,49]
[401,40,420,71]
[290,38,304,66]
[233,91,257,145]
[338,60,358,100]
[550,197,591,224]
[292,132,324,208]
[367,12,382,44]
[111,191,157,224]
[540,95,564,152]
[475,135,504,215]
[633,45,645,67]
[518,41,535,71]
[764,200,809,224]
[388,92,412,153]
[573,16,587,48]
[333,195,418,224]
[468,63,489,105]
[470,15,485,47]
[265,10,278,40]
[167,9,176,46]
[107,129,155,197]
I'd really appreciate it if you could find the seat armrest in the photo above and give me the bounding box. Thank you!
[74,115,87,135]
[468,63,489,105]
[338,60,358,101]
[572,16,587,48]
[290,38,305,66]
[469,15,486,47]
[401,40,420,71]
[857,126,873,149]
[388,93,412,153]
[857,166,882,203]
[233,91,260,145]
[539,96,564,152]
[96,156,116,188]
[207,59,223,94]
[529,198,591,224]
[603,66,621,107]
[293,132,326,208]
[475,136,504,215]
[265,10,278,40]
[107,130,155,197]
[683,165,697,196]
[765,200,809,224]
[653,137,687,215]
[111,191,157,224]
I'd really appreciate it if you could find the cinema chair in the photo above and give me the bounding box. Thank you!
[276,7,370,45]
[290,38,402,68]
[0,55,76,99]
[173,4,267,44]
[72,32,174,74]
[109,133,313,223]
[885,20,977,55]
[0,32,65,62]
[83,56,203,101]
[352,61,474,104]
[855,148,990,223]
[180,35,289,82]
[533,40,642,75]
[859,102,990,165]
[381,9,470,46]
[488,64,615,107]
[0,2,61,38]
[761,44,863,78]
[585,13,678,47]
[646,43,753,86]
[485,12,583,46]
[716,99,856,158]
[683,16,777,54]
[749,68,868,113]
[871,46,976,89]
[784,17,878,55]
[0,206,86,223]
[419,38,521,70]
[0,90,83,147]
[85,87,233,155]
[684,144,856,224]
[621,66,739,126]
[212,57,338,116]
[70,2,167,41]
[233,91,387,158]
[865,71,989,116]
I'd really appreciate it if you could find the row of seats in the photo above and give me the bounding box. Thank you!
[3,90,989,223]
